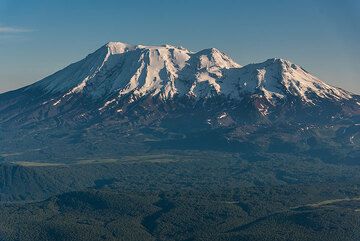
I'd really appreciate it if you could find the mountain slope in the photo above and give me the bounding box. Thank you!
[0,41,358,125]
[0,42,359,164]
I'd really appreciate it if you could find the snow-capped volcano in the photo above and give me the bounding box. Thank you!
[27,41,356,111]
[0,41,359,164]
[0,41,358,127]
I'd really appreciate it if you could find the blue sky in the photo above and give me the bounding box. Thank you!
[0,0,359,93]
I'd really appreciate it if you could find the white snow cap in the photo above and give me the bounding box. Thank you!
[33,42,354,107]
[221,58,353,103]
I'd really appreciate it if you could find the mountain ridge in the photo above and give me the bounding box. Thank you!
[0,41,359,129]
[5,41,355,114]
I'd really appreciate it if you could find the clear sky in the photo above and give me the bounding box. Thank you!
[0,0,359,93]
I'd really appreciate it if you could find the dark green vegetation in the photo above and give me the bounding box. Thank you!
[1,188,360,241]
[0,152,359,240]
[1,119,359,165]
[0,116,359,240]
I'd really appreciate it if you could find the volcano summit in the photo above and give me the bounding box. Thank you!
[0,42,359,163]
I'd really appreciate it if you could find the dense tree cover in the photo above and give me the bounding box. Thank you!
[0,152,359,240]
[0,187,359,241]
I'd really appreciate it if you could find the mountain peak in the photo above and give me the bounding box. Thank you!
[105,41,190,53]
[264,57,291,65]
[196,47,221,55]
[105,41,135,54]
[193,47,241,69]
[223,57,353,104]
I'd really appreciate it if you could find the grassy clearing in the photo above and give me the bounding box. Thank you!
[12,161,65,167]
